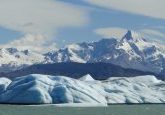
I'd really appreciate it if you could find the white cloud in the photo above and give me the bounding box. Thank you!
[84,0,165,20]
[94,27,127,39]
[0,0,89,52]
[139,29,165,38]
[0,0,89,36]
[0,34,57,53]
[139,29,165,43]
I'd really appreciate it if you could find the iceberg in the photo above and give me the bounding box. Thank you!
[79,74,95,81]
[0,74,106,104]
[0,74,165,104]
[0,77,11,93]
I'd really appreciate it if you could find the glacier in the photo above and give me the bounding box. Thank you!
[0,74,165,104]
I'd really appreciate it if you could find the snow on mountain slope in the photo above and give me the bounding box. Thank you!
[115,30,165,73]
[44,43,93,63]
[45,30,165,74]
[0,74,165,104]
[0,48,45,73]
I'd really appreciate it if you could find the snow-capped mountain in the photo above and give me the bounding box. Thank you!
[0,30,164,76]
[45,30,165,74]
[0,48,44,73]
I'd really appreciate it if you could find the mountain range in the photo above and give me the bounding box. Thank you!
[0,30,165,78]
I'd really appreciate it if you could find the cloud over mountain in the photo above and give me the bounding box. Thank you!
[84,0,165,20]
[0,0,89,36]
[0,34,57,53]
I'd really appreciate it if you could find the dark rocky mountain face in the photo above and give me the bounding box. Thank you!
[3,62,155,80]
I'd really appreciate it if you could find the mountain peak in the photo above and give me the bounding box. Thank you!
[121,30,143,42]
[123,30,133,40]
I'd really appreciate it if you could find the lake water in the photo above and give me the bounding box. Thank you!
[0,104,165,115]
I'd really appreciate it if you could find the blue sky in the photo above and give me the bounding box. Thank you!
[0,0,165,52]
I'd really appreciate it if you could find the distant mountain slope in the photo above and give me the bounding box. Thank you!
[0,48,44,73]
[3,62,155,80]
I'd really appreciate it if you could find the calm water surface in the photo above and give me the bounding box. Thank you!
[0,104,165,115]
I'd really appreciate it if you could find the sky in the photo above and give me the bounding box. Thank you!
[0,0,165,52]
